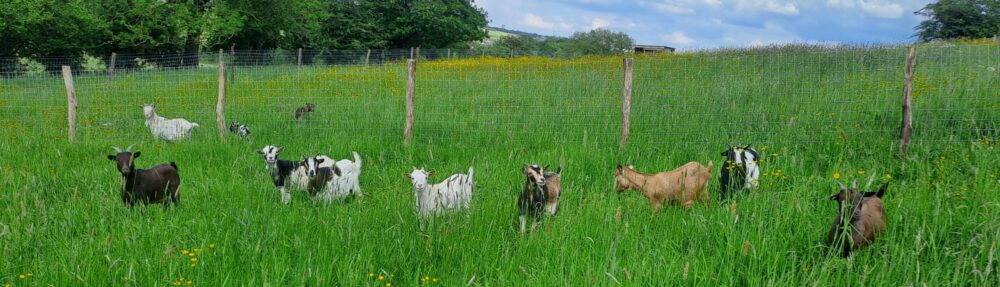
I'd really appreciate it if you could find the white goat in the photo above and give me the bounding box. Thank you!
[406,166,474,217]
[143,105,199,141]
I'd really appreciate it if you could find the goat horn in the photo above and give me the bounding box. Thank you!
[835,180,847,191]
[126,144,135,152]
[112,146,123,153]
[851,179,858,190]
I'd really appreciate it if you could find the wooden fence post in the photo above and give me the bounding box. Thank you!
[410,47,415,60]
[107,52,116,81]
[365,49,371,66]
[403,59,416,146]
[415,47,421,60]
[297,48,303,72]
[61,66,77,142]
[620,58,634,147]
[229,45,236,84]
[217,50,227,139]
[899,46,917,154]
[447,49,451,59]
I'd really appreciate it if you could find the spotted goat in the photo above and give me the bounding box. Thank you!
[518,164,563,233]
[228,122,251,138]
[719,144,760,200]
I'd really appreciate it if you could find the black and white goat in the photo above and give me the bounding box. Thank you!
[106,145,180,207]
[518,164,563,233]
[228,122,251,138]
[256,145,336,204]
[719,144,761,200]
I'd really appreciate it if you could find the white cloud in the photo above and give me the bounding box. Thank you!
[825,0,905,19]
[590,18,610,29]
[858,1,903,19]
[660,31,696,46]
[654,3,695,14]
[701,0,722,7]
[760,1,798,15]
[523,13,555,29]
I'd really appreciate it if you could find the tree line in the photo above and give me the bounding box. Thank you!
[0,0,489,59]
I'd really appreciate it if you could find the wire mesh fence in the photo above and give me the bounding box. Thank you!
[0,44,996,152]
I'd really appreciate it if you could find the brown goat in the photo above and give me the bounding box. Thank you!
[518,164,563,233]
[827,179,887,258]
[614,161,713,214]
[295,103,315,123]
[106,145,180,207]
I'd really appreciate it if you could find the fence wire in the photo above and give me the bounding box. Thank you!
[0,45,996,151]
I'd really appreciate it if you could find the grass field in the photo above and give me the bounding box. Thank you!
[1,42,999,286]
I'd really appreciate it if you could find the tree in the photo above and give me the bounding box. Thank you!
[0,0,107,58]
[914,0,1000,42]
[567,28,634,55]
[495,35,539,52]
[382,0,489,48]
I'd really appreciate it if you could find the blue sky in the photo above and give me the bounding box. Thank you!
[475,0,933,50]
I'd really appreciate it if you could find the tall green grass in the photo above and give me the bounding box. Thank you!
[1,43,998,286]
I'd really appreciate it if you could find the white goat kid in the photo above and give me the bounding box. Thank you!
[143,105,199,141]
[406,167,474,217]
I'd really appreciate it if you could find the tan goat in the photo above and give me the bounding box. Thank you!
[827,179,888,258]
[614,161,713,214]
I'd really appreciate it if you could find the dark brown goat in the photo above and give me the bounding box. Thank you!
[106,145,180,207]
[295,103,315,123]
[827,179,887,257]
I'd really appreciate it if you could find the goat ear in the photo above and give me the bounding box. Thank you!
[256,150,265,155]
[428,170,435,177]
[720,150,728,156]
[132,151,141,158]
[543,164,550,170]
[829,193,841,201]
[275,147,284,153]
[616,164,623,170]
[876,183,887,198]
[744,144,751,149]
[404,172,411,178]
[107,155,116,161]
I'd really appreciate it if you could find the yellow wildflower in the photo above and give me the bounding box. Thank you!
[191,258,198,262]
[833,172,841,179]
[378,275,384,281]
[884,174,892,180]
[386,283,391,287]
[181,250,189,255]
[194,248,203,253]
[857,170,865,175]
[187,280,193,285]
[188,253,196,257]
[209,244,216,249]
[369,272,375,278]
[19,275,26,279]
[190,263,196,268]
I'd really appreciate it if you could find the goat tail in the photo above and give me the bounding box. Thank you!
[352,151,362,167]
[170,162,178,171]
[467,166,475,182]
[191,122,200,128]
[555,165,563,175]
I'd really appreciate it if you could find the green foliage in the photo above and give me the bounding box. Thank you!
[0,0,490,57]
[81,53,106,73]
[567,28,635,55]
[494,35,540,52]
[915,0,1000,42]
[17,57,45,75]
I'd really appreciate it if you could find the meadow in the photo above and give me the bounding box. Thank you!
[1,42,998,286]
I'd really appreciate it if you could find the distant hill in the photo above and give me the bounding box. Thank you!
[486,26,564,40]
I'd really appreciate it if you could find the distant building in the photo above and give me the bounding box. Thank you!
[632,45,675,53]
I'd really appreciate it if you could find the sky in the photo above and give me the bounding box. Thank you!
[475,0,933,50]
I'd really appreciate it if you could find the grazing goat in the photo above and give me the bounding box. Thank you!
[256,145,336,204]
[295,103,315,123]
[106,145,180,207]
[407,166,474,217]
[142,105,199,141]
[719,144,760,200]
[827,179,888,258]
[228,122,251,138]
[614,161,713,214]
[518,164,562,233]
